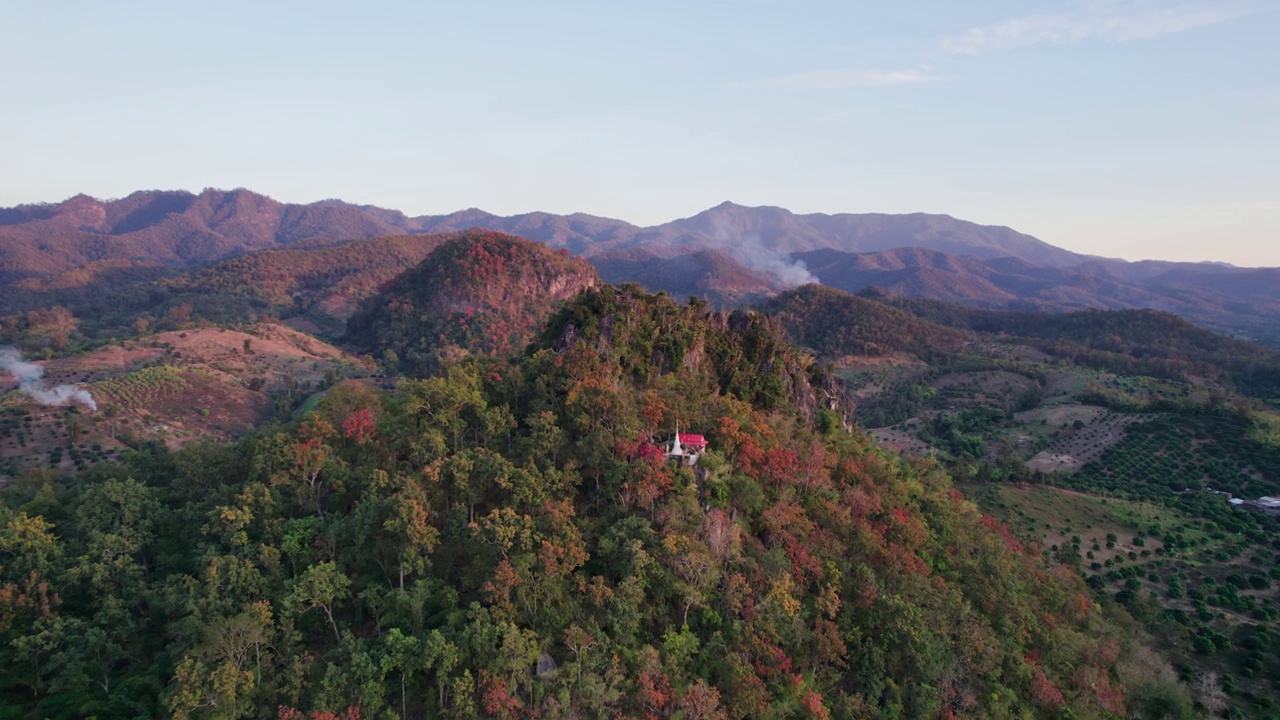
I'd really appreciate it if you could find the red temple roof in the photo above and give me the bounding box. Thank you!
[678,433,707,447]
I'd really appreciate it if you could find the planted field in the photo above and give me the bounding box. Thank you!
[867,419,939,455]
[1078,373,1195,409]
[833,357,929,399]
[93,365,190,410]
[1015,402,1107,426]
[0,400,121,478]
[1023,409,1147,473]
[930,369,1037,408]
[973,484,1174,569]
[1040,369,1091,401]
[986,404,1105,465]
[970,482,1280,712]
[1074,411,1280,499]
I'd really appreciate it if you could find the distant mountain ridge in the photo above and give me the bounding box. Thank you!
[2,188,1277,345]
[792,246,1280,345]
[0,189,1089,279]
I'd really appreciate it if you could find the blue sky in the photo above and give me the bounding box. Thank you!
[2,0,1276,265]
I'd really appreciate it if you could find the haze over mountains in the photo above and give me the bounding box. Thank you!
[3,188,1277,345]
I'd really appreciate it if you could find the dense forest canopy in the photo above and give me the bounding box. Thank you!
[764,285,968,360]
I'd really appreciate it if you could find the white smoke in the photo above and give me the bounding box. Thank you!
[0,346,98,411]
[706,214,818,289]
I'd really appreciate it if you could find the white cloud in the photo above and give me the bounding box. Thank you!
[744,67,939,91]
[943,2,1242,55]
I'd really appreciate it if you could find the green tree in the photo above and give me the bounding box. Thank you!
[287,562,350,644]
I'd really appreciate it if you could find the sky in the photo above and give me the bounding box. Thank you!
[1,0,1276,266]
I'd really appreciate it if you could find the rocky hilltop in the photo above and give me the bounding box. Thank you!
[347,230,599,372]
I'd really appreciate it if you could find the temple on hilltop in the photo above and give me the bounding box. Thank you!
[665,428,708,466]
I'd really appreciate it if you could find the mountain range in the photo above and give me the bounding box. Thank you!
[2,188,1277,345]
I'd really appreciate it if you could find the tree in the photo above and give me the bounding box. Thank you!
[379,628,420,720]
[287,562,350,644]
[1194,671,1227,714]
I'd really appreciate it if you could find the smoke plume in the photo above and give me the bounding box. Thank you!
[706,215,818,289]
[0,346,98,411]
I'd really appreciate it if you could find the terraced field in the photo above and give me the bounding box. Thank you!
[93,365,191,410]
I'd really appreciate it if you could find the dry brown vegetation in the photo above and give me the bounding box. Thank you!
[0,324,369,479]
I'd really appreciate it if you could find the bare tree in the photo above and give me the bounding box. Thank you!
[1195,671,1227,715]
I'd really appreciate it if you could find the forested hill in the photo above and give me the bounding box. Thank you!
[346,230,600,374]
[0,282,1191,718]
[864,291,1280,400]
[160,234,447,326]
[763,284,969,360]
